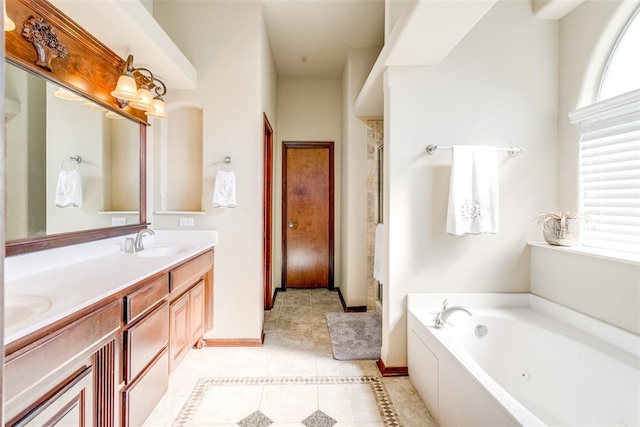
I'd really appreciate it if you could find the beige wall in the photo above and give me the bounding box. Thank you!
[340,48,380,307]
[531,246,640,334]
[381,0,558,366]
[533,0,640,333]
[110,119,139,211]
[148,0,639,350]
[153,1,266,339]
[274,78,342,291]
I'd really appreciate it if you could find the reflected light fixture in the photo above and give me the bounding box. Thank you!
[111,54,167,119]
[2,0,16,31]
[54,87,84,101]
[4,0,15,31]
[105,111,124,120]
[82,100,106,111]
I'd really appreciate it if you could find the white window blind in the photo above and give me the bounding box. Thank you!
[569,89,640,254]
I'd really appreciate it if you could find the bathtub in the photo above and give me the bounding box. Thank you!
[407,293,640,427]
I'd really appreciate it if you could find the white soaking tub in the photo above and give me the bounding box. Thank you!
[407,293,640,427]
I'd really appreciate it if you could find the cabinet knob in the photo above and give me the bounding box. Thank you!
[288,221,298,229]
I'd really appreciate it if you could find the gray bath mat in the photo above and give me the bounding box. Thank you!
[325,311,382,360]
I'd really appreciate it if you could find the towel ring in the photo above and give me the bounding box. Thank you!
[217,156,233,172]
[61,156,82,171]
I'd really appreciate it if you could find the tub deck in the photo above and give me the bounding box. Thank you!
[407,293,640,427]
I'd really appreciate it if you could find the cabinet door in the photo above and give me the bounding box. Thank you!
[124,302,169,383]
[12,367,93,427]
[189,281,206,345]
[169,293,190,372]
[122,350,169,427]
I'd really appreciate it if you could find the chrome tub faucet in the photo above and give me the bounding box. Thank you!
[434,299,473,328]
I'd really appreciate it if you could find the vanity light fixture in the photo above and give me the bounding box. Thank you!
[4,1,15,31]
[111,54,168,119]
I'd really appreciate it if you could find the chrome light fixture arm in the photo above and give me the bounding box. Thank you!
[111,54,168,118]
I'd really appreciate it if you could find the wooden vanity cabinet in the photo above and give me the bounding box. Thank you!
[4,300,121,426]
[5,249,214,427]
[168,250,214,372]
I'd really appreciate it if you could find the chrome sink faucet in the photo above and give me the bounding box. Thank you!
[434,299,472,328]
[134,229,155,252]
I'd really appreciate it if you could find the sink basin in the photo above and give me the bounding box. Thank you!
[135,244,195,258]
[5,295,53,328]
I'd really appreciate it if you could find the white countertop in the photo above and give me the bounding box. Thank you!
[4,230,217,345]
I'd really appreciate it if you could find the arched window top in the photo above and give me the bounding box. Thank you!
[598,7,640,101]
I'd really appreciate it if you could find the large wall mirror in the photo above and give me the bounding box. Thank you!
[4,0,149,256]
[5,62,141,241]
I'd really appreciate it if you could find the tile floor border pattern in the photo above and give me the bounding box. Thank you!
[172,376,401,427]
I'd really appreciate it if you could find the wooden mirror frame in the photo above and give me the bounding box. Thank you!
[5,0,149,256]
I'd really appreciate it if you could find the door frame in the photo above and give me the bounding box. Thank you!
[263,114,274,309]
[281,141,335,291]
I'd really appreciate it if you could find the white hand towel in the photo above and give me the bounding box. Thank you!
[55,169,83,208]
[373,223,385,282]
[446,145,498,236]
[213,170,237,208]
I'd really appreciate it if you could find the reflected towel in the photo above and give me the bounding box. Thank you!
[213,170,236,208]
[55,169,83,208]
[373,223,385,282]
[446,145,498,236]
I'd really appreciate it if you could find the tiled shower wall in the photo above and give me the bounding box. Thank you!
[366,120,383,310]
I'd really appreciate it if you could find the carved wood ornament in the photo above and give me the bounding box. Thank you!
[21,15,67,71]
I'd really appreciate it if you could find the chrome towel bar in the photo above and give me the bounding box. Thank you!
[426,144,524,157]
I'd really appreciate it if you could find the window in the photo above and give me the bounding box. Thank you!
[569,8,640,254]
[598,8,640,101]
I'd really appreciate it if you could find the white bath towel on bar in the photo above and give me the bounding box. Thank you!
[213,170,237,208]
[373,223,385,282]
[446,145,498,236]
[55,169,83,208]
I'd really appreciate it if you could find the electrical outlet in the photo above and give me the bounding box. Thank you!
[179,217,194,227]
[111,217,126,226]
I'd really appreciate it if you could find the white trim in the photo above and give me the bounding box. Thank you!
[528,241,640,266]
[569,89,640,123]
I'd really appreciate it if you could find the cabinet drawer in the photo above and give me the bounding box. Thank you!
[122,349,169,427]
[124,302,169,383]
[124,275,169,323]
[170,250,213,294]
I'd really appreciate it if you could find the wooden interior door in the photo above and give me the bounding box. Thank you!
[282,142,334,289]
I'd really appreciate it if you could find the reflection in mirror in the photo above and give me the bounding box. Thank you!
[5,62,140,242]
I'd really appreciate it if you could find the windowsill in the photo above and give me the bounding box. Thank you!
[528,241,640,266]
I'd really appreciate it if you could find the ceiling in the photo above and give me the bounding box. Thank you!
[53,0,386,85]
[261,0,385,78]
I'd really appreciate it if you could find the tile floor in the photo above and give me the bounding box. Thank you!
[143,288,438,427]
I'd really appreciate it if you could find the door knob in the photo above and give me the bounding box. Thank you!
[288,221,298,229]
